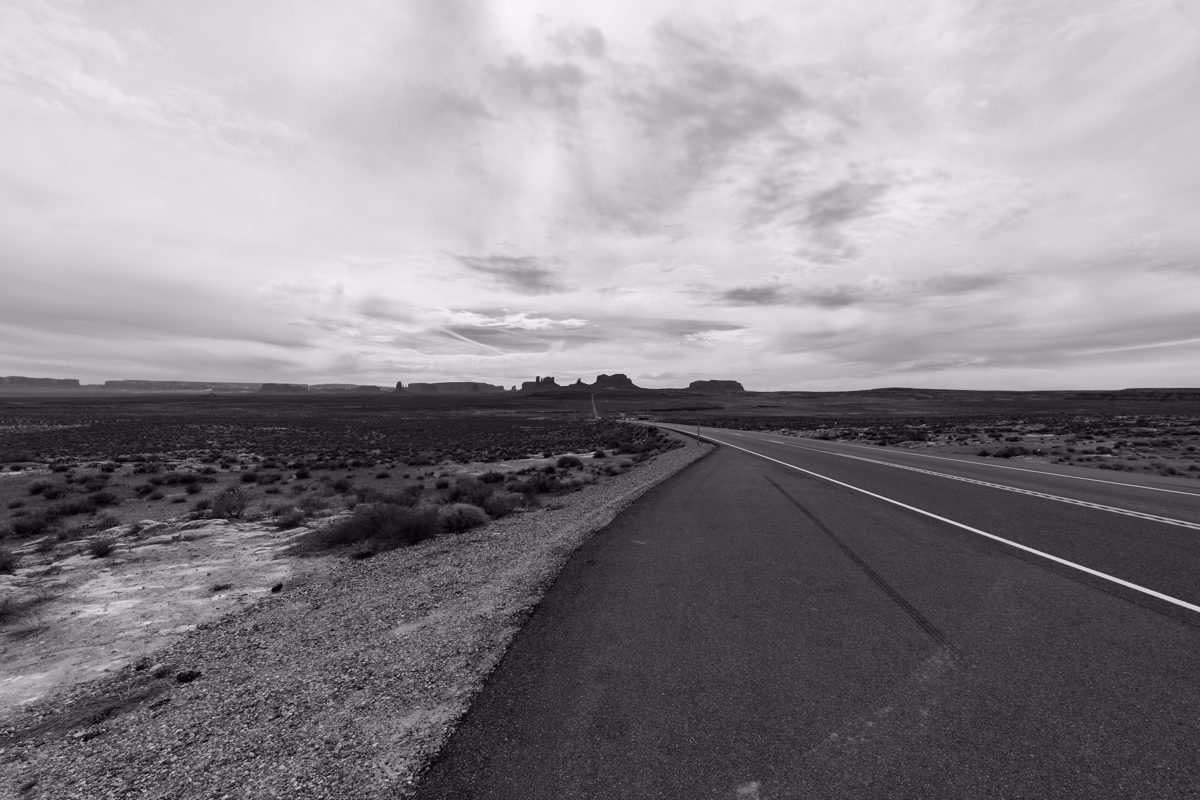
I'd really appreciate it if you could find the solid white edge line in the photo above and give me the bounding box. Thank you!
[753,432,1200,498]
[684,428,1200,616]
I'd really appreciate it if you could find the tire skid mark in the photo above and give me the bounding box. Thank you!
[764,475,970,667]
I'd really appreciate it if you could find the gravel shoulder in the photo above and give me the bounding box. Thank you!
[1,434,711,799]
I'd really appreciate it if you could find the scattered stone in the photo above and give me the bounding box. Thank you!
[175,670,201,684]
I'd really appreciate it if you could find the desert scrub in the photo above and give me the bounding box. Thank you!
[211,486,251,519]
[482,491,523,519]
[443,478,493,508]
[274,509,307,530]
[303,505,440,552]
[438,503,490,533]
[88,537,116,558]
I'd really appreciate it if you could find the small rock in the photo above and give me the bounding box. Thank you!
[175,670,202,684]
[151,663,174,679]
[270,582,283,593]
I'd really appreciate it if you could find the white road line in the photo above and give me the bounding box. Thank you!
[757,441,1200,532]
[698,433,1200,616]
[741,431,1200,498]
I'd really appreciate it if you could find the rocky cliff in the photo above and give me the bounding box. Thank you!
[103,380,260,392]
[402,382,505,394]
[519,376,560,392]
[257,383,309,393]
[688,380,745,393]
[0,376,80,389]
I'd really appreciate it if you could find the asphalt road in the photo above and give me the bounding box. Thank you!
[412,425,1200,799]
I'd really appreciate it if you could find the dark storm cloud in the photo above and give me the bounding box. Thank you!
[453,254,567,294]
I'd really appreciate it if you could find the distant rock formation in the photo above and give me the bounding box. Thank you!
[257,383,309,393]
[310,384,382,393]
[104,380,260,392]
[688,380,745,393]
[0,376,80,389]
[520,376,560,392]
[591,373,638,391]
[404,382,505,394]
[519,374,642,392]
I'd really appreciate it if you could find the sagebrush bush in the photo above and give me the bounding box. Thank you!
[12,515,53,538]
[482,491,523,519]
[444,478,492,507]
[211,486,250,519]
[478,470,505,484]
[556,455,583,469]
[88,538,116,558]
[316,505,440,551]
[275,509,307,530]
[438,503,489,533]
[356,484,421,507]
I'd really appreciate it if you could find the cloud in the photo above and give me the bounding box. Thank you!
[4,1,1200,390]
[620,21,807,173]
[552,26,607,59]
[453,255,568,294]
[800,181,889,233]
[492,56,588,111]
[720,284,787,305]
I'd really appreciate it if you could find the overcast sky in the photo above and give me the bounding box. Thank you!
[2,0,1198,390]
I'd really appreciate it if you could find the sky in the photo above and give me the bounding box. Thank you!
[2,0,1198,391]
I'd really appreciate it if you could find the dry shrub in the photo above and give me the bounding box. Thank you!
[88,538,116,558]
[482,491,523,519]
[311,505,440,552]
[211,486,250,519]
[438,503,490,533]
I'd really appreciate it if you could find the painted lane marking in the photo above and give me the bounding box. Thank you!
[734,430,1200,498]
[751,440,1200,532]
[697,432,1200,616]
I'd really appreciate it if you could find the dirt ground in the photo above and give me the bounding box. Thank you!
[0,516,314,708]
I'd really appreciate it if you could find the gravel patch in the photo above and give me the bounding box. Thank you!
[0,434,711,799]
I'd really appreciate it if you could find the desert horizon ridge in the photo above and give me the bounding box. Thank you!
[2,374,1199,396]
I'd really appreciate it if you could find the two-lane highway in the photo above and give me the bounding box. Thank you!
[414,425,1200,799]
[660,424,1200,618]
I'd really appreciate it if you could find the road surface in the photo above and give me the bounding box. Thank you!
[412,424,1200,799]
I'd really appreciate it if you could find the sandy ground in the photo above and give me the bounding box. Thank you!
[0,517,329,709]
